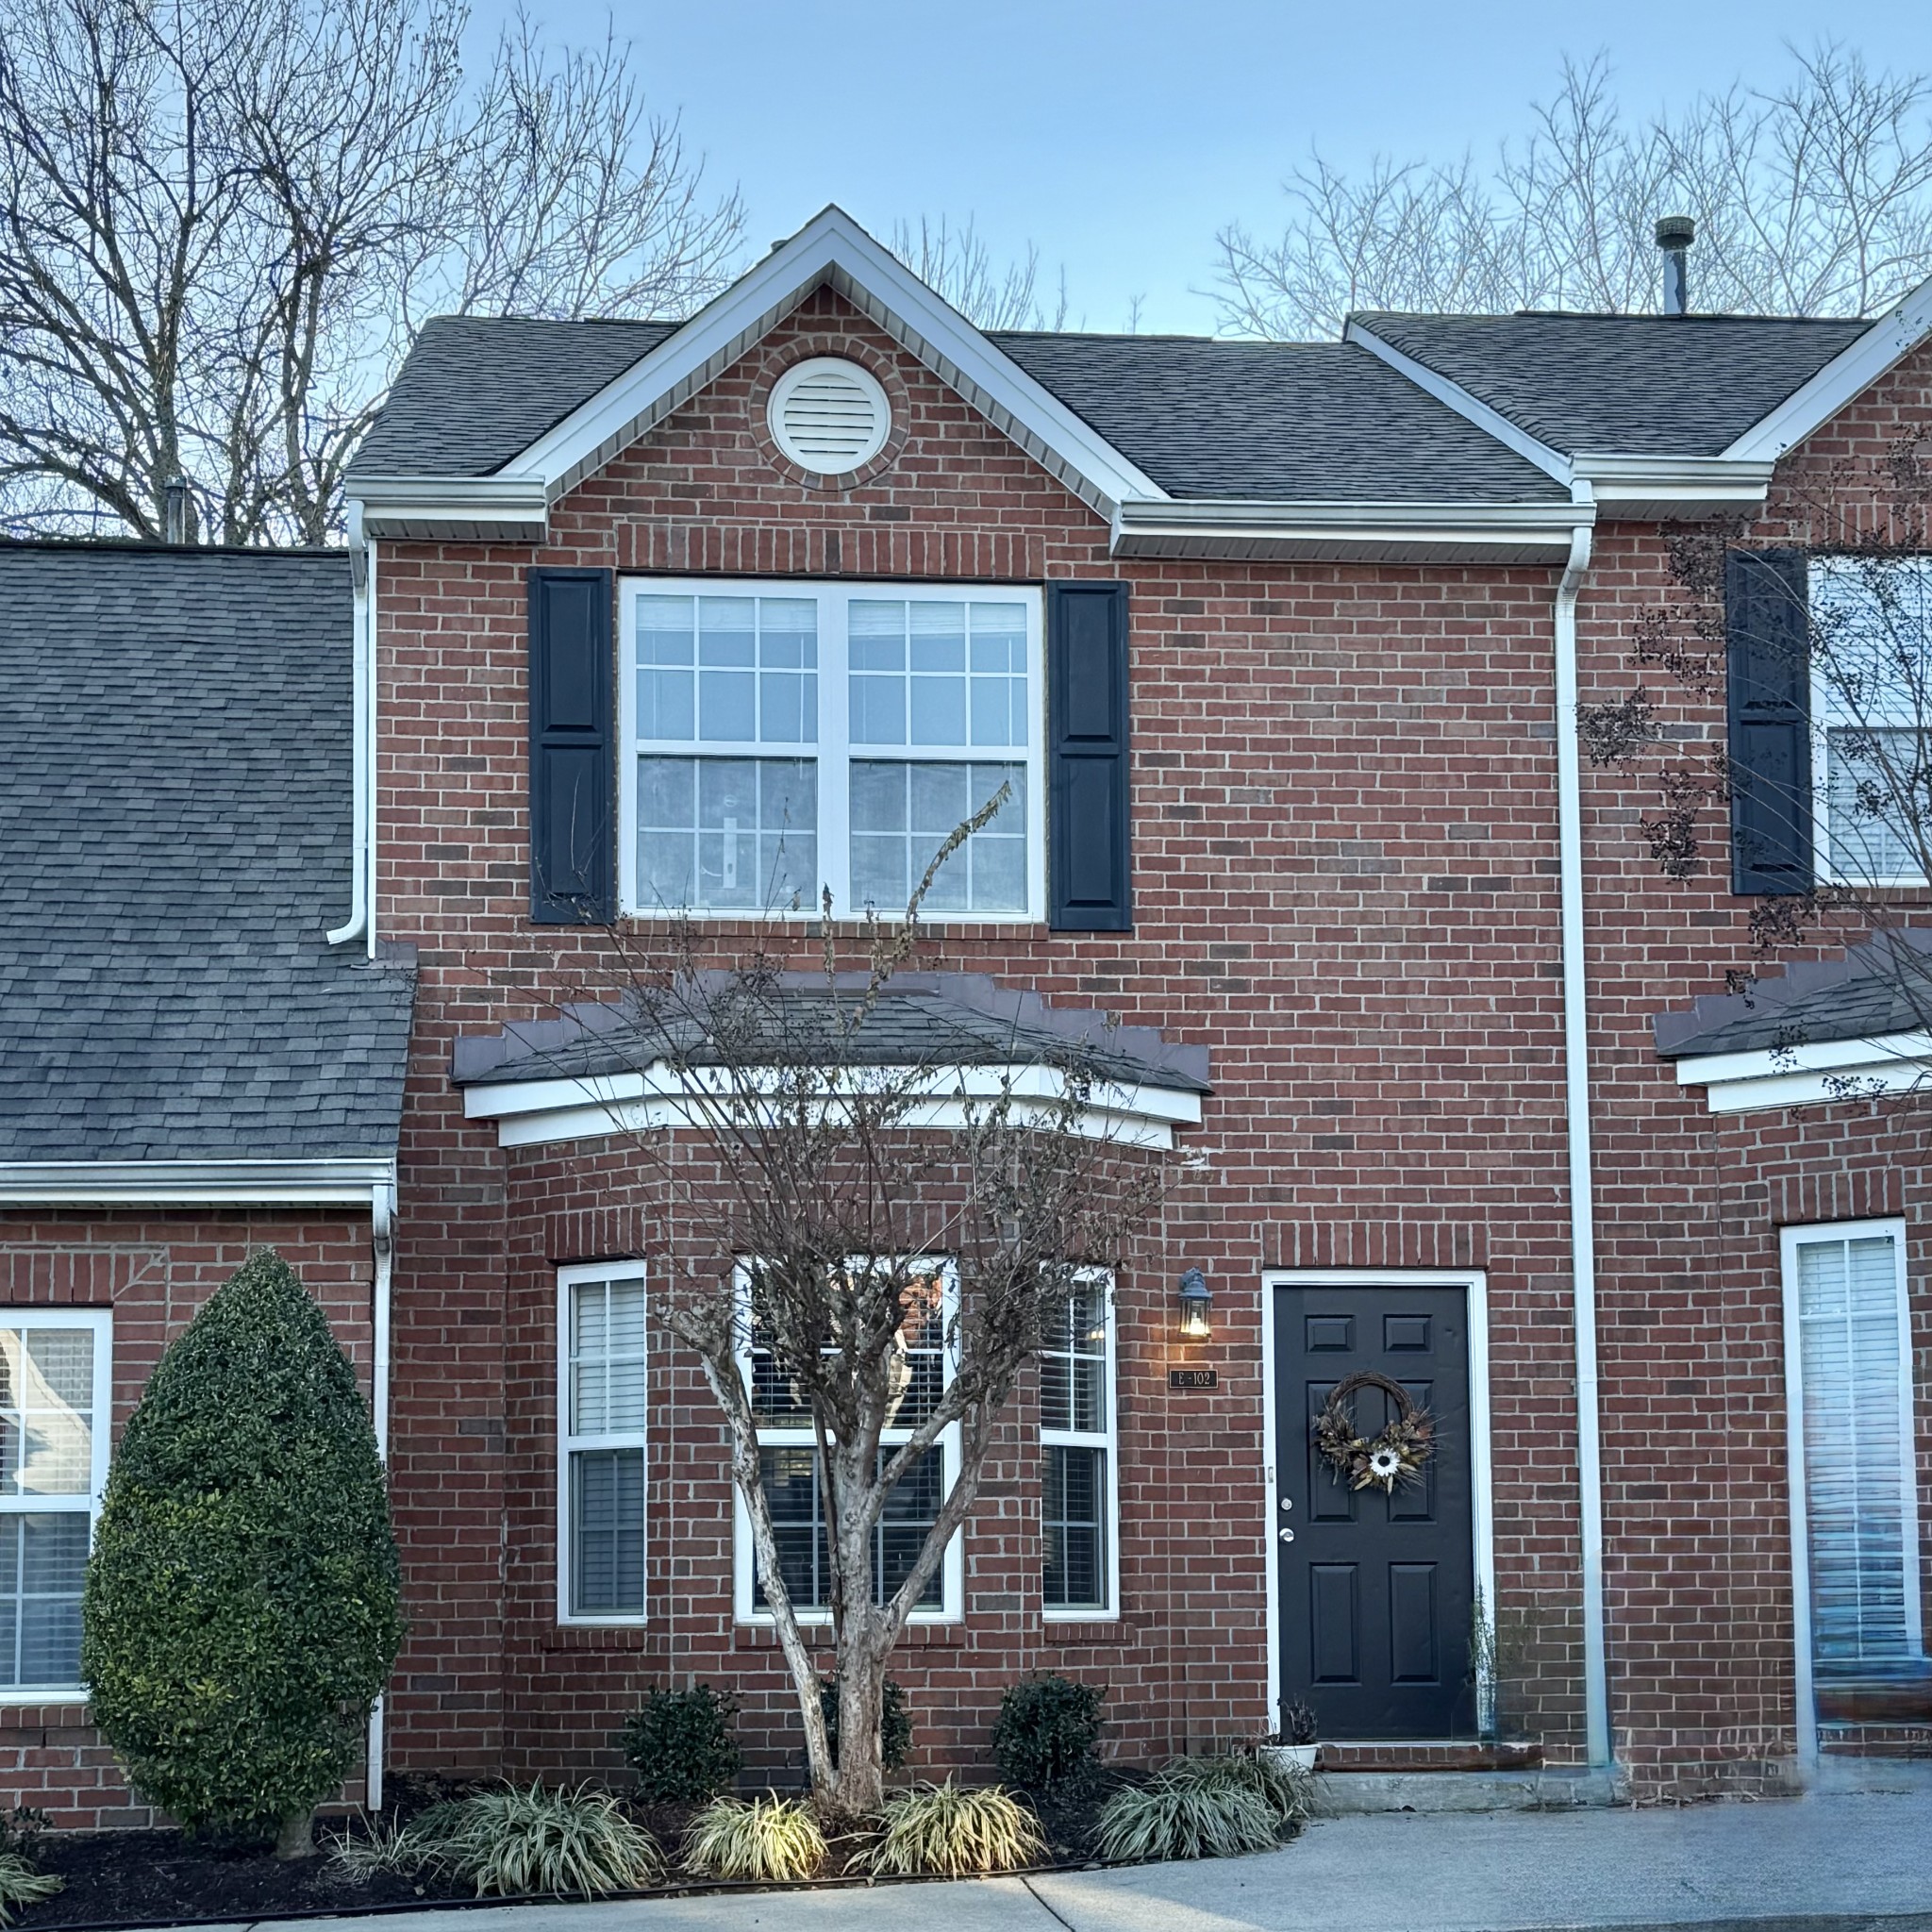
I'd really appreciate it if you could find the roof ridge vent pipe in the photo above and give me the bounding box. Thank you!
[1657,216,1695,316]
[163,476,188,544]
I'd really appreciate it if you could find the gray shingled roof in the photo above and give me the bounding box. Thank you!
[1654,928,1932,1058]
[1355,310,1871,457]
[454,973,1210,1095]
[0,544,415,1161]
[349,315,676,480]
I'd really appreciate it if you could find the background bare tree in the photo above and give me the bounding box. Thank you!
[0,0,745,544]
[888,215,1071,331]
[1217,44,1932,337]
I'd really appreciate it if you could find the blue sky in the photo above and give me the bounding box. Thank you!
[472,0,1932,335]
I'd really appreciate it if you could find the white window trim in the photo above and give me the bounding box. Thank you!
[556,1261,650,1628]
[1808,556,1932,890]
[618,577,1047,924]
[1041,1267,1120,1624]
[730,1257,964,1624]
[1780,1217,1924,1774]
[0,1307,112,1704]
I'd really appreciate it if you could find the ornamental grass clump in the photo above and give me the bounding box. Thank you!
[863,1780,1045,1879]
[1161,1749,1311,1829]
[81,1250,403,1857]
[681,1794,827,1883]
[429,1784,663,1898]
[0,1857,62,1928]
[1094,1761,1283,1863]
[620,1685,742,1803]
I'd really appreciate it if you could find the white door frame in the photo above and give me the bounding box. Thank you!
[1260,1268,1496,1734]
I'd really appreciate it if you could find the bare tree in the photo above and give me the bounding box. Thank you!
[1578,441,1932,1076]
[1218,44,1932,337]
[889,215,1070,331]
[0,0,744,544]
[529,814,1178,1815]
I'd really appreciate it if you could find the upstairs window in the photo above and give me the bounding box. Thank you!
[620,580,1044,920]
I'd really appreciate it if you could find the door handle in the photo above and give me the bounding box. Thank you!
[1279,1527,1295,1542]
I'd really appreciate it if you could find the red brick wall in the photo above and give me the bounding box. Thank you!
[371,289,1932,1796]
[0,1212,374,1827]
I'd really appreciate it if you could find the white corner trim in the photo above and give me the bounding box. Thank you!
[1110,495,1593,564]
[510,206,1167,518]
[1343,319,1573,482]
[1724,273,1932,462]
[1672,1029,1932,1113]
[0,1158,399,1207]
[461,1062,1201,1153]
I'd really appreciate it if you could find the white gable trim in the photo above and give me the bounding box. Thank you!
[1671,1028,1932,1113]
[508,206,1167,519]
[1724,273,1932,462]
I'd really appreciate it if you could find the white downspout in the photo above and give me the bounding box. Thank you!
[329,516,376,953]
[1554,487,1611,1770]
[366,1174,396,1807]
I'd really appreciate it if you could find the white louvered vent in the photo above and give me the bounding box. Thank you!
[768,358,891,474]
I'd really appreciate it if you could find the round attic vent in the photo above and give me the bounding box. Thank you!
[767,358,891,474]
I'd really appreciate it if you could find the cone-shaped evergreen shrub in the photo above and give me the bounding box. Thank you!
[81,1250,403,1844]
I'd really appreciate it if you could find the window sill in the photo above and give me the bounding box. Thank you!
[612,911,1050,939]
[543,1625,651,1652]
[733,1619,964,1649]
[1040,1617,1121,1641]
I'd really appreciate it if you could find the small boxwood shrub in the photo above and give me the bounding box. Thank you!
[81,1250,404,1849]
[819,1674,911,1772]
[619,1685,741,1803]
[992,1674,1106,1795]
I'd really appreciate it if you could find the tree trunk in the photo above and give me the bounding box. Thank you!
[273,1808,316,1859]
[824,1638,889,1817]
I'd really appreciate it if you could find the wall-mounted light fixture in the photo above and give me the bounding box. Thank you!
[1176,1268,1212,1341]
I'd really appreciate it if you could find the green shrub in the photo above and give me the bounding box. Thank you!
[863,1781,1045,1878]
[1093,1763,1283,1862]
[0,1815,46,1866]
[992,1675,1106,1795]
[819,1674,911,1773]
[620,1685,741,1803]
[81,1250,404,1847]
[1161,1750,1310,1828]
[681,1794,826,1881]
[0,1855,62,1928]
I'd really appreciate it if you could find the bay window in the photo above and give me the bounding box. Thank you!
[621,581,1044,919]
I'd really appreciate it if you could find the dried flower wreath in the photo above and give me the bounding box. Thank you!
[1313,1371,1435,1493]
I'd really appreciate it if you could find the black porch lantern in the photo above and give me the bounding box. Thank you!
[1176,1267,1212,1341]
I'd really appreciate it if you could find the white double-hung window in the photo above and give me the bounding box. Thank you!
[1040,1272,1118,1619]
[732,1259,962,1622]
[558,1264,649,1624]
[620,580,1044,919]
[1810,556,1932,884]
[1,1311,111,1698]
[1782,1222,1924,1688]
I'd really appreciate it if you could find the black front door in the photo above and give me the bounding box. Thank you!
[1274,1284,1474,1738]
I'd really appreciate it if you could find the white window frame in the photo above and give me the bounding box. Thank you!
[730,1257,964,1624]
[1781,1217,1924,1771]
[0,1307,112,1703]
[618,577,1047,923]
[1041,1267,1119,1623]
[556,1261,650,1627]
[1809,556,1932,889]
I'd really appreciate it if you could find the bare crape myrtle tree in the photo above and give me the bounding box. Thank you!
[1578,439,1932,1086]
[541,803,1179,1816]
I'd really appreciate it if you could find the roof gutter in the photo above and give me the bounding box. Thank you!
[348,475,551,544]
[1110,496,1593,565]
[1554,485,1612,1771]
[0,1158,398,1207]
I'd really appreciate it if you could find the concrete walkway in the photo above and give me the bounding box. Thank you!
[241,1778,1932,1932]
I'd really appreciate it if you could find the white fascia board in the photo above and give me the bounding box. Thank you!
[511,206,1168,518]
[1110,495,1592,564]
[1342,320,1574,482]
[347,476,549,543]
[1723,273,1932,462]
[1673,1029,1932,1113]
[1570,452,1775,521]
[0,1157,397,1207]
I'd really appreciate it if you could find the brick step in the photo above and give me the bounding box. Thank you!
[1317,1739,1543,1774]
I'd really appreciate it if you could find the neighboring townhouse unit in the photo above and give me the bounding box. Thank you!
[5,208,1930,1821]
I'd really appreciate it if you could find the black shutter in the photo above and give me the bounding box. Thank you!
[1725,548,1812,895]
[1047,580,1131,931]
[528,567,615,924]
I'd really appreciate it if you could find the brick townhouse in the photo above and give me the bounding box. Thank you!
[5,207,1930,1823]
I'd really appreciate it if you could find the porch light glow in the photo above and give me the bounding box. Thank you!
[1176,1268,1212,1341]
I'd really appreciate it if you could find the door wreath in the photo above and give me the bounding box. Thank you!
[1313,1371,1435,1493]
